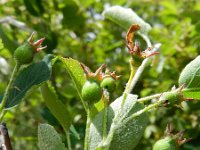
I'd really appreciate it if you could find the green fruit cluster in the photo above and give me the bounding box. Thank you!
[81,76,116,104]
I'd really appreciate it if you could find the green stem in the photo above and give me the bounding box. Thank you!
[120,59,136,110]
[102,91,109,142]
[137,93,161,103]
[0,63,20,116]
[84,111,91,150]
[123,100,163,126]
[66,131,72,150]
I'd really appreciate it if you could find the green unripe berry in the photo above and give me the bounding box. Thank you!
[100,77,116,92]
[14,42,35,65]
[161,91,180,107]
[81,80,102,104]
[153,137,177,150]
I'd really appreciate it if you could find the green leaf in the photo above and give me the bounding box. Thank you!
[179,56,200,99]
[103,6,152,34]
[0,55,53,108]
[88,94,148,150]
[38,124,66,150]
[60,57,86,98]
[40,82,72,132]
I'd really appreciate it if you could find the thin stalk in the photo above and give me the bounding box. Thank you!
[84,111,91,150]
[123,100,163,126]
[120,59,136,110]
[66,131,72,150]
[0,63,21,115]
[137,93,161,103]
[102,90,109,142]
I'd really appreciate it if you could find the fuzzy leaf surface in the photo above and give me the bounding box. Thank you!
[88,94,148,150]
[103,5,152,34]
[179,56,200,99]
[38,124,66,150]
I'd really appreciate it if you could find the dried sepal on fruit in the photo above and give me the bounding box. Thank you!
[153,124,191,150]
[100,68,120,93]
[124,24,158,58]
[27,32,47,52]
[160,84,193,108]
[80,64,105,105]
[14,32,47,65]
[80,63,106,81]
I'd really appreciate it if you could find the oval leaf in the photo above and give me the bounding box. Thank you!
[88,94,148,150]
[179,56,200,99]
[38,124,66,150]
[0,55,53,108]
[60,57,86,97]
[103,6,152,34]
[40,82,72,132]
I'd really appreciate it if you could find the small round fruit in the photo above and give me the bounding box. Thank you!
[14,42,35,65]
[153,136,177,150]
[100,77,116,92]
[161,92,180,107]
[81,80,102,104]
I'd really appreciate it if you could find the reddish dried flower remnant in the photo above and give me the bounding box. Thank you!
[124,24,158,58]
[80,63,120,82]
[161,84,194,108]
[14,32,47,65]
[28,32,47,52]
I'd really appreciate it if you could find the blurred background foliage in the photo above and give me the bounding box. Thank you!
[0,0,200,149]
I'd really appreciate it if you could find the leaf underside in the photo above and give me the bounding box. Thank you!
[0,55,53,108]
